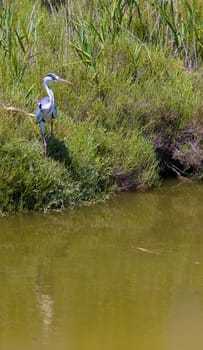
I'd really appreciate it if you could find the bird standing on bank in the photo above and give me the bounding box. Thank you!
[36,73,71,155]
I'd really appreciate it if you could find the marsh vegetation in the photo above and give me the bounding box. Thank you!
[0,0,203,212]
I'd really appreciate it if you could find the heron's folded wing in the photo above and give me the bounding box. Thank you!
[36,103,42,123]
[53,105,57,119]
[36,97,51,122]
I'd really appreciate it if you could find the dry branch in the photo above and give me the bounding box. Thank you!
[0,104,35,118]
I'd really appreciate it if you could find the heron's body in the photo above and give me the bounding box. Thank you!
[36,96,57,123]
[36,73,71,155]
[36,97,57,123]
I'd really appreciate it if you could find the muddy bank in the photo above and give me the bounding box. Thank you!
[154,120,203,180]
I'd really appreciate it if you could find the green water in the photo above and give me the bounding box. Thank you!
[1,180,203,350]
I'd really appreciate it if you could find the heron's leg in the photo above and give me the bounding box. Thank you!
[40,121,47,156]
[51,119,54,135]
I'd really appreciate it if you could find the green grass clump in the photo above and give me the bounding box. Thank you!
[62,121,112,199]
[0,137,79,213]
[0,115,79,213]
[47,117,159,197]
[109,129,159,189]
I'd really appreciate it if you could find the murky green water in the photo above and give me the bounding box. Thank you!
[1,179,203,350]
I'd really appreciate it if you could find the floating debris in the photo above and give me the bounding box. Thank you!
[136,247,160,255]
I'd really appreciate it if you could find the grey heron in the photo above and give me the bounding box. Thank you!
[36,73,71,155]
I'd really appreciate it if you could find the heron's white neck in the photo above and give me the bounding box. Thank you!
[44,80,54,105]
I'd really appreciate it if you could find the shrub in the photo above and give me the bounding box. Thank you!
[0,138,79,213]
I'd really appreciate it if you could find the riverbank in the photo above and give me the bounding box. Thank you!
[0,0,202,213]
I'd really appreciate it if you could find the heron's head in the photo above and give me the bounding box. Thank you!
[43,73,72,85]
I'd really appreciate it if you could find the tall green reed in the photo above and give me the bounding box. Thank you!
[134,0,203,69]
[69,0,203,71]
[0,2,41,83]
[145,0,203,69]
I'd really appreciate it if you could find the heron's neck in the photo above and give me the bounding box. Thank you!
[44,81,54,105]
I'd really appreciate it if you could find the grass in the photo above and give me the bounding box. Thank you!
[0,0,202,213]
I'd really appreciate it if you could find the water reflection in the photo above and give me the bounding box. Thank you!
[0,180,203,350]
[35,263,54,334]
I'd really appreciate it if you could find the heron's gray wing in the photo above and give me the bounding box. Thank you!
[39,96,50,107]
[53,104,57,119]
[36,103,42,123]
[36,96,51,123]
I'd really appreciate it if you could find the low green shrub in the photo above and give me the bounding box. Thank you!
[0,137,79,213]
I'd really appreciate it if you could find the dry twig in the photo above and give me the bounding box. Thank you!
[0,104,35,118]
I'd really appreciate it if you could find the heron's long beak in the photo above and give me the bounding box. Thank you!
[58,78,72,84]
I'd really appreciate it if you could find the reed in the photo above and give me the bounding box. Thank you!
[0,2,40,82]
[68,0,203,72]
[149,0,203,69]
